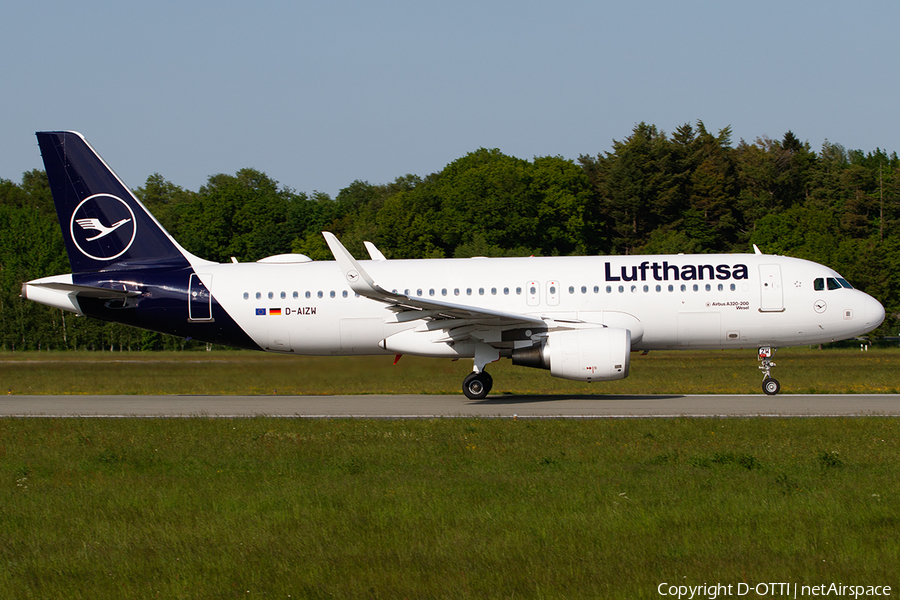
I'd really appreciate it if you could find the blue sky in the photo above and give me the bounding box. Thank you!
[3,1,898,198]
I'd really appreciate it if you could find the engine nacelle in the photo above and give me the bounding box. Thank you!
[512,327,631,382]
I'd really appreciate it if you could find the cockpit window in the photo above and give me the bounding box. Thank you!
[815,276,854,291]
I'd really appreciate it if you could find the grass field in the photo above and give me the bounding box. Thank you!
[1,347,899,395]
[2,350,898,597]
[1,417,898,598]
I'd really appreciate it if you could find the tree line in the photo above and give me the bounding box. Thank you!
[1,121,898,351]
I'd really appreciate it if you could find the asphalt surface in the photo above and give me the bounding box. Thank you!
[1,394,899,417]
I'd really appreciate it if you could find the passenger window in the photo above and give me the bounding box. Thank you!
[329,291,335,298]
[256,292,262,300]
[280,291,286,299]
[293,291,299,299]
[243,292,249,300]
[581,286,587,294]
[305,291,311,299]
[814,278,825,291]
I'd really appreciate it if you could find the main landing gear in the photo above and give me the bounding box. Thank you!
[758,346,780,395]
[462,343,500,400]
[463,370,493,400]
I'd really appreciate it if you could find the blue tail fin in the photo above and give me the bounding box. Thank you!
[36,131,194,273]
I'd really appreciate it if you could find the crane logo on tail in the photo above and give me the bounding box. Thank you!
[69,194,137,261]
[75,217,132,241]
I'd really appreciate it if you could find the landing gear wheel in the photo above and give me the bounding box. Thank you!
[462,371,493,400]
[757,347,780,395]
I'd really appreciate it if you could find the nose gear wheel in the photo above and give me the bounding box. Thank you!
[758,347,780,395]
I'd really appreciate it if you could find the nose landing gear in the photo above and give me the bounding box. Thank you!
[758,346,780,395]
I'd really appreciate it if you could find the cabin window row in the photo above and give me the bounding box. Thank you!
[242,282,738,301]
[243,290,357,300]
[602,283,738,293]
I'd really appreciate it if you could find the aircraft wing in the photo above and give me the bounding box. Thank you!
[323,232,546,327]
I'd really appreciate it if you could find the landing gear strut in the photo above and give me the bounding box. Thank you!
[758,347,780,395]
[462,343,499,400]
[463,371,493,400]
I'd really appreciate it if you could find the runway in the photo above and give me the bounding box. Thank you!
[1,393,899,417]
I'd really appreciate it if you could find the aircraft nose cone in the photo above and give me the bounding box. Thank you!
[864,294,886,330]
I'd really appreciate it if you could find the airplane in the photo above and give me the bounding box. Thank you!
[22,131,886,398]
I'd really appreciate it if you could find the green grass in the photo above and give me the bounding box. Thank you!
[1,347,899,395]
[0,417,898,598]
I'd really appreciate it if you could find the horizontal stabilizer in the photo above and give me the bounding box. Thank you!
[24,281,140,299]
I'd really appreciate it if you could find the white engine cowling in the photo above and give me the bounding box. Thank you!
[513,327,631,382]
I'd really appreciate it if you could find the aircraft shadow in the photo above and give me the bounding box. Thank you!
[472,394,685,405]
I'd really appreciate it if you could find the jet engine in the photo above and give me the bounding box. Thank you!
[511,327,631,382]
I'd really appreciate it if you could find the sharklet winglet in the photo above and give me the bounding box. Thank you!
[322,232,398,302]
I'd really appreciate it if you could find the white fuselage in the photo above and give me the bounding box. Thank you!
[202,253,884,357]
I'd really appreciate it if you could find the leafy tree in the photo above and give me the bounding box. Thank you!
[5,121,900,347]
[175,169,297,263]
[134,174,197,236]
